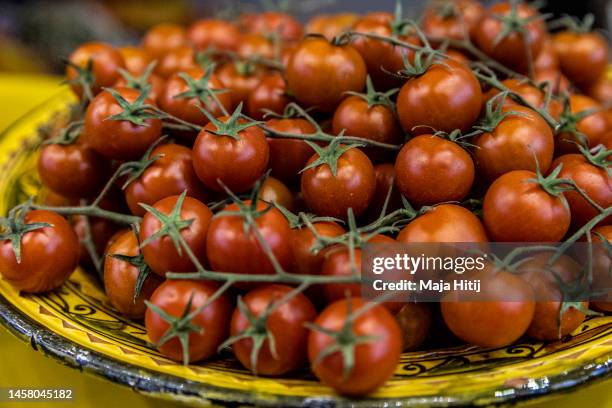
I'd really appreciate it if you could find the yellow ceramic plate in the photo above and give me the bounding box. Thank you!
[0,90,611,407]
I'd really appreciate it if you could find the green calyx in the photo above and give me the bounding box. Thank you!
[199,102,263,140]
[274,203,341,230]
[475,91,528,133]
[104,87,158,126]
[555,98,599,149]
[491,0,547,47]
[549,14,594,34]
[118,61,157,94]
[44,120,84,146]
[145,292,203,365]
[432,0,458,19]
[344,76,398,110]
[217,296,278,375]
[300,137,364,177]
[109,251,153,303]
[139,191,194,256]
[0,201,49,264]
[215,176,273,234]
[64,58,96,101]
[174,65,228,111]
[120,136,168,189]
[526,161,572,211]
[392,48,442,78]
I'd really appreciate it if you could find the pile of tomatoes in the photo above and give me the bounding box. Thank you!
[0,0,611,397]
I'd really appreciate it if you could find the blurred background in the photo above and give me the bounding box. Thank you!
[0,0,610,74]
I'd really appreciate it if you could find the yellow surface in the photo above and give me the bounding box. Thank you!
[0,73,610,408]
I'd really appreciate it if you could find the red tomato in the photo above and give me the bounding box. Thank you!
[557,94,609,155]
[306,13,359,40]
[301,146,376,219]
[125,143,211,216]
[66,42,125,98]
[206,200,293,277]
[533,69,572,96]
[483,170,570,242]
[590,225,612,312]
[396,59,482,134]
[237,33,275,59]
[259,177,295,211]
[142,23,188,59]
[421,0,484,41]
[362,163,404,222]
[291,221,345,276]
[114,71,166,103]
[553,30,609,86]
[154,46,197,79]
[118,46,153,75]
[188,19,241,51]
[145,280,232,363]
[240,11,303,42]
[482,79,547,110]
[140,195,212,276]
[534,38,560,71]
[104,229,163,319]
[73,213,120,268]
[217,62,266,106]
[286,37,366,112]
[308,298,401,396]
[395,134,475,206]
[265,118,316,184]
[229,284,316,375]
[84,87,162,160]
[246,72,290,121]
[0,210,79,293]
[192,114,269,193]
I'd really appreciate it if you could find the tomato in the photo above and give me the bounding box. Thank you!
[553,30,609,86]
[331,95,403,161]
[142,23,188,59]
[362,163,403,222]
[308,298,401,396]
[265,118,316,184]
[240,11,303,42]
[104,229,163,319]
[322,234,395,304]
[396,59,482,134]
[349,18,420,89]
[286,37,366,112]
[125,143,210,216]
[259,177,294,211]
[66,42,125,99]
[192,114,269,193]
[395,303,432,351]
[73,214,120,267]
[145,280,232,363]
[482,79,547,110]
[473,2,546,74]
[421,0,484,41]
[229,284,316,375]
[482,170,570,242]
[519,253,587,341]
[441,264,535,347]
[140,194,212,276]
[551,153,612,228]
[38,141,109,199]
[301,146,375,219]
[397,204,488,243]
[590,225,612,312]
[0,210,79,293]
[118,46,152,75]
[534,38,559,71]
[246,72,290,121]
[114,71,166,103]
[154,46,197,79]
[188,19,241,51]
[585,70,612,104]
[533,69,571,95]
[206,200,293,277]
[217,62,266,106]
[159,68,233,129]
[445,49,470,66]
[473,105,554,182]
[557,94,609,155]
[237,33,275,59]
[395,134,475,206]
[306,13,359,40]
[84,87,162,160]
[291,221,345,276]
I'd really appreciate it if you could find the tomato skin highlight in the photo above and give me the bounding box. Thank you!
[145,280,233,363]
[308,298,402,396]
[0,210,79,293]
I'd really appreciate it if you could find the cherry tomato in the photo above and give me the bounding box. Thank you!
[237,33,275,59]
[534,38,560,71]
[397,204,488,243]
[73,214,120,267]
[84,87,162,160]
[589,225,612,312]
[291,221,345,276]
[66,42,125,99]
[301,146,375,219]
[240,11,303,42]
[154,46,197,79]
[104,229,163,319]
[519,253,587,341]
[125,143,210,216]
[553,30,609,86]
[332,95,403,161]
[441,265,535,347]
[482,170,570,242]
[114,71,165,103]
[395,134,475,206]
[308,298,401,396]
[118,46,153,75]
[395,302,432,351]
[533,69,571,96]
[473,2,546,74]
[265,117,316,184]
[286,36,366,112]
[0,210,79,293]
[229,284,316,375]
[206,200,293,277]
[362,163,403,222]
[142,23,188,59]
[557,94,609,155]
[159,68,233,129]
[145,280,232,363]
[422,0,484,41]
[38,141,109,198]
[551,153,612,228]
[482,79,547,110]
[585,70,612,104]
[217,62,266,106]
[396,59,482,134]
[140,195,212,276]
[259,177,294,211]
[473,105,554,181]
[246,72,290,120]
[192,115,269,193]
[306,13,359,40]
[188,19,241,51]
